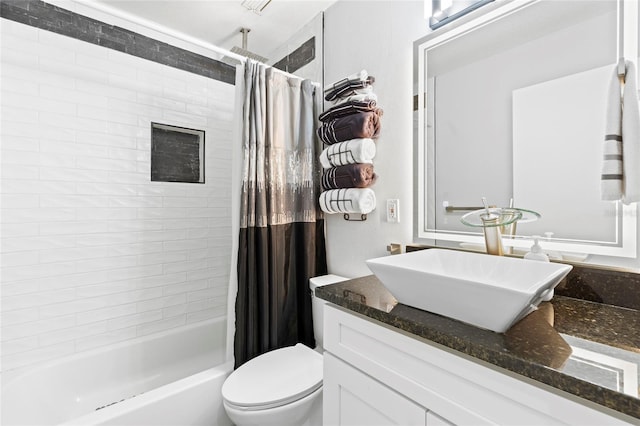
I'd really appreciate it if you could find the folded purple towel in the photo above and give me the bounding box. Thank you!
[322,164,377,190]
[317,110,382,145]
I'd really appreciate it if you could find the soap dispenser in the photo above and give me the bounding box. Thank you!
[524,236,549,262]
[525,236,555,301]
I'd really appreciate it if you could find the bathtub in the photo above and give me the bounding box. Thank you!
[2,318,233,426]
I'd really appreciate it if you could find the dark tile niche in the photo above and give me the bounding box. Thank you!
[151,123,204,183]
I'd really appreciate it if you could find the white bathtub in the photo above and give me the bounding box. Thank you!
[2,318,233,426]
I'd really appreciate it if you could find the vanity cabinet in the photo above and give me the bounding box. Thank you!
[324,353,428,425]
[324,352,456,425]
[322,304,633,426]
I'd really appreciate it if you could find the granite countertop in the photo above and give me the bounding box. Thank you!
[316,274,640,420]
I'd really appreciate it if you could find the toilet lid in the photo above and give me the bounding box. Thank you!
[222,343,323,410]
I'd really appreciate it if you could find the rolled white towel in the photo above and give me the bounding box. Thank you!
[319,138,376,169]
[319,188,377,214]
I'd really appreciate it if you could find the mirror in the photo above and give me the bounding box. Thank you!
[414,0,639,268]
[428,0,495,30]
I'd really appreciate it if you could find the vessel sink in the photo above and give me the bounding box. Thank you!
[365,249,572,333]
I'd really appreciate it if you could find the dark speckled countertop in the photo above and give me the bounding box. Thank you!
[316,271,640,421]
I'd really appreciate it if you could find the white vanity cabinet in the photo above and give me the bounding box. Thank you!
[322,304,635,426]
[324,353,428,425]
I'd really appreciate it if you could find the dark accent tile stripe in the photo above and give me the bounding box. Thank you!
[273,37,315,74]
[1,0,236,85]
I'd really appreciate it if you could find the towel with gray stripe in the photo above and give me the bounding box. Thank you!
[319,188,377,214]
[318,99,381,122]
[601,60,640,203]
[319,138,376,169]
[322,164,377,190]
[317,110,382,145]
[324,70,375,102]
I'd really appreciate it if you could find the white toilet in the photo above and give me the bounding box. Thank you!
[222,274,347,426]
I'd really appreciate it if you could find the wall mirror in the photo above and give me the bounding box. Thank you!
[414,0,639,269]
[428,0,495,30]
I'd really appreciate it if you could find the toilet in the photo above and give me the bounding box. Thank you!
[222,274,347,426]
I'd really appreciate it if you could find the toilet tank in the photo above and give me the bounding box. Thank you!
[309,274,348,351]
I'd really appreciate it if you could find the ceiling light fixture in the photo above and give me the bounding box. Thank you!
[240,0,273,14]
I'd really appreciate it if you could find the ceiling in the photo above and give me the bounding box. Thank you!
[91,0,338,61]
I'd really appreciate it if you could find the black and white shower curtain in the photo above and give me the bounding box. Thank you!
[233,60,327,368]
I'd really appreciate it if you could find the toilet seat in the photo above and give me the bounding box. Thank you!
[222,343,323,411]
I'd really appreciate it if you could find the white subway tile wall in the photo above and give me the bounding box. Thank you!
[0,19,235,371]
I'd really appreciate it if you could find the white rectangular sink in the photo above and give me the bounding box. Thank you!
[366,249,573,333]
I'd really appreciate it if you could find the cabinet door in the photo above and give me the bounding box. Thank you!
[324,353,426,426]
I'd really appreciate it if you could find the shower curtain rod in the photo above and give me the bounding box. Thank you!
[252,61,323,86]
[71,0,318,85]
[233,54,318,83]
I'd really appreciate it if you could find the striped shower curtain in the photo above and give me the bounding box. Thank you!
[233,60,327,368]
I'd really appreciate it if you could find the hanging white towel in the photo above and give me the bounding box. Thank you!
[601,65,624,201]
[319,188,377,214]
[319,138,376,169]
[601,61,640,203]
[622,61,640,204]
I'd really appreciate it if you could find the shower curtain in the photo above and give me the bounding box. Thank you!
[233,60,327,368]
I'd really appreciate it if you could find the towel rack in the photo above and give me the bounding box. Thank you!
[618,0,626,79]
[618,58,626,79]
[444,205,486,212]
[343,213,367,221]
[442,201,495,212]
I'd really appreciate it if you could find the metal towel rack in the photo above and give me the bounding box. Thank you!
[442,201,495,213]
[618,0,626,80]
[343,213,367,221]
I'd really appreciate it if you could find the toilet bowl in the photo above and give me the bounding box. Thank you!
[222,274,348,426]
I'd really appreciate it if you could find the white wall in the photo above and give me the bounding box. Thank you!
[267,12,324,83]
[323,1,428,277]
[0,18,235,371]
[323,1,640,273]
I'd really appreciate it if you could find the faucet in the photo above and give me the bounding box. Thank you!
[460,198,532,256]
